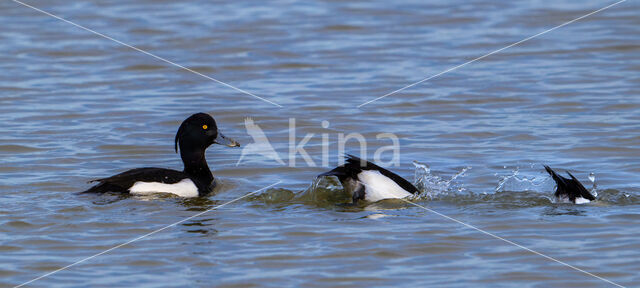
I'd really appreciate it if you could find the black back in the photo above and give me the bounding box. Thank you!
[83,168,211,194]
[544,165,596,202]
[319,154,419,194]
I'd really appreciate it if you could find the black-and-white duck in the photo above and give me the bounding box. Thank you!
[318,155,419,203]
[544,165,596,204]
[82,113,239,197]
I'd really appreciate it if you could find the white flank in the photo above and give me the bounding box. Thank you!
[557,195,592,204]
[129,179,199,198]
[574,197,591,204]
[357,170,413,202]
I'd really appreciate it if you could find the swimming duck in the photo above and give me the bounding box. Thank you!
[82,113,240,197]
[544,165,596,204]
[318,154,419,203]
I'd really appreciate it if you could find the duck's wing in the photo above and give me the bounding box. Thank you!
[566,172,596,201]
[346,154,418,194]
[83,168,188,193]
[319,154,418,194]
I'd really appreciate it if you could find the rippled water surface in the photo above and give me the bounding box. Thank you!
[1,0,639,287]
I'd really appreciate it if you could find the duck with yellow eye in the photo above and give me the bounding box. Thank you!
[82,112,240,197]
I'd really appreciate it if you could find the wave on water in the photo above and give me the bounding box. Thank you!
[250,161,640,208]
[84,162,640,209]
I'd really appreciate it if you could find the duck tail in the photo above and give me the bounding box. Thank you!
[317,154,365,181]
[79,179,122,194]
[544,165,561,183]
[566,172,596,201]
[544,165,595,202]
[544,165,568,199]
[318,166,347,178]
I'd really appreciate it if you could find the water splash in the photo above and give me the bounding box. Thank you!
[495,167,554,193]
[590,189,639,205]
[589,172,598,197]
[296,176,352,206]
[495,166,599,198]
[412,160,471,200]
[246,164,639,209]
[490,167,639,206]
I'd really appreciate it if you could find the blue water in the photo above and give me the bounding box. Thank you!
[1,0,639,287]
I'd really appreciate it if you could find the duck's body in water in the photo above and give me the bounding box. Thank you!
[318,155,419,204]
[544,165,596,204]
[83,113,240,197]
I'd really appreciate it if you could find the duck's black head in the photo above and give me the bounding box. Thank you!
[174,113,240,155]
[173,113,239,192]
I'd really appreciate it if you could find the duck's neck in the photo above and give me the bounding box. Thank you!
[180,148,213,186]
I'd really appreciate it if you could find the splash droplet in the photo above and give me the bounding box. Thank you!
[588,172,595,183]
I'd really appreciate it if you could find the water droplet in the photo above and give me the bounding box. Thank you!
[588,173,595,183]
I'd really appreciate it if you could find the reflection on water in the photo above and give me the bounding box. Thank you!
[182,219,218,235]
[1,0,639,287]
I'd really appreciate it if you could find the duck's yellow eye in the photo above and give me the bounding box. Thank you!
[202,125,208,130]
